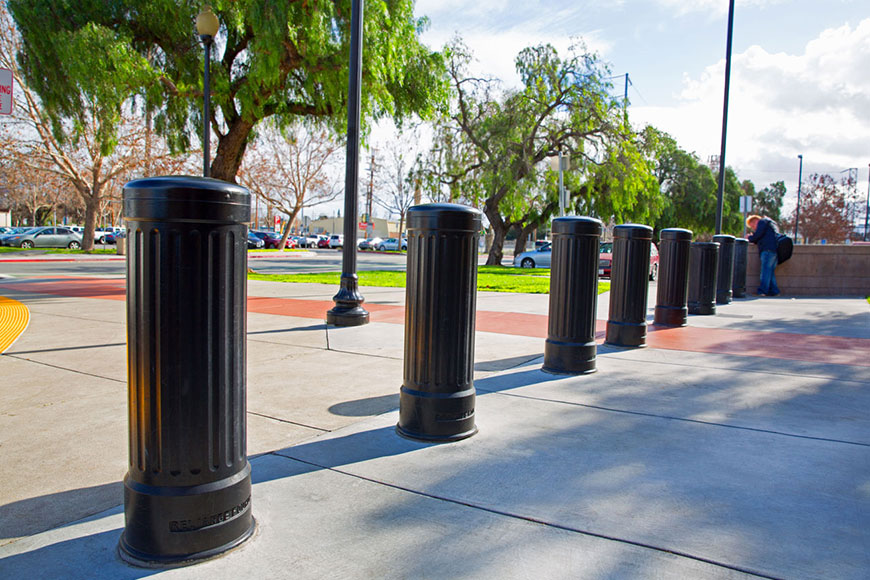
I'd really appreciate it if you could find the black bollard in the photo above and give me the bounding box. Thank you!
[605,224,653,347]
[120,177,254,566]
[713,234,735,304]
[687,241,720,315]
[653,228,693,327]
[397,203,481,442]
[543,216,603,374]
[732,238,748,298]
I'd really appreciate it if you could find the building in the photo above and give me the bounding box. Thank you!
[308,216,396,238]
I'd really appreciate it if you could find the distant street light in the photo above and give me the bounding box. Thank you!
[196,6,220,178]
[794,154,803,241]
[548,152,567,217]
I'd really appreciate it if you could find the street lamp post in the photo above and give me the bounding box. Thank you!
[865,164,870,241]
[714,0,735,235]
[327,0,369,326]
[794,154,803,240]
[196,6,220,178]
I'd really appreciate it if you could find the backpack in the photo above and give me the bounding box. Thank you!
[776,234,793,264]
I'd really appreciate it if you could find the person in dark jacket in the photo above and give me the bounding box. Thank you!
[746,214,780,296]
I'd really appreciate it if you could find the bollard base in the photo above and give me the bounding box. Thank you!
[653,306,688,327]
[397,386,477,442]
[716,291,733,305]
[119,465,253,567]
[605,321,647,348]
[733,289,746,299]
[119,518,255,569]
[688,302,716,315]
[326,305,370,327]
[542,339,597,375]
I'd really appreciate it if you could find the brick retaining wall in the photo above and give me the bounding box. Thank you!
[745,244,870,296]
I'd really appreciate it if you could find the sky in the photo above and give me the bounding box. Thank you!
[408,0,870,214]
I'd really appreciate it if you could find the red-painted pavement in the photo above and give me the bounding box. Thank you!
[2,277,868,367]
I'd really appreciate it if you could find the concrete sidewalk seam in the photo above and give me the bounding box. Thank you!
[0,354,125,384]
[269,450,786,580]
[246,411,331,433]
[480,389,870,448]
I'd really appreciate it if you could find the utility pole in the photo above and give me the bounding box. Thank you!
[624,73,629,124]
[714,0,735,235]
[794,154,803,240]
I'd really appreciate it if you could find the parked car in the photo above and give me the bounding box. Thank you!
[246,231,265,249]
[328,234,344,249]
[94,226,120,244]
[301,235,320,248]
[358,237,382,251]
[0,227,32,244]
[377,237,407,252]
[317,235,331,248]
[598,241,660,280]
[251,231,295,249]
[1,226,83,249]
[513,242,552,268]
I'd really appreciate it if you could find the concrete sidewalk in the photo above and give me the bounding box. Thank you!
[0,277,868,579]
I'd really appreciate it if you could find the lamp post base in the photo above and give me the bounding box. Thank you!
[327,283,370,326]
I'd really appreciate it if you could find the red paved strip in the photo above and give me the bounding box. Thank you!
[0,258,125,263]
[2,277,868,367]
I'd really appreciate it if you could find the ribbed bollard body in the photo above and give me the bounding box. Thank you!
[732,238,748,298]
[398,204,481,442]
[688,241,720,315]
[543,217,603,374]
[654,228,693,327]
[120,177,254,566]
[605,224,653,347]
[713,234,735,304]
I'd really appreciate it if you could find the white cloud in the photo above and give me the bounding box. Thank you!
[632,18,870,197]
[653,0,787,18]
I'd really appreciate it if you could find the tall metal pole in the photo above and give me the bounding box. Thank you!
[559,149,568,217]
[865,163,869,241]
[794,154,803,240]
[714,0,735,235]
[327,0,369,326]
[202,38,212,178]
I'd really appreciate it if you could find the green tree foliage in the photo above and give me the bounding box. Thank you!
[9,0,447,181]
[430,41,657,264]
[753,181,785,221]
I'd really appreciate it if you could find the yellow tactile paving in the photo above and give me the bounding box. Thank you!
[0,296,29,353]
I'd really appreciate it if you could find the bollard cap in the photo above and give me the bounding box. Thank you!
[552,216,603,236]
[659,228,693,242]
[712,234,736,244]
[613,223,653,240]
[692,241,720,248]
[734,237,749,245]
[123,176,251,224]
[407,203,482,232]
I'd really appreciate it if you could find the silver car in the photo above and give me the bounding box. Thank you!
[2,226,83,249]
[513,242,552,268]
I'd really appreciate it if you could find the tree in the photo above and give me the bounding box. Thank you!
[430,41,649,265]
[0,5,176,249]
[373,132,421,242]
[10,0,448,183]
[783,174,854,243]
[754,181,785,221]
[238,123,343,248]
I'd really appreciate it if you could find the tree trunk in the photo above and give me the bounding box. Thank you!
[484,204,509,266]
[210,118,255,183]
[514,227,532,256]
[82,196,99,251]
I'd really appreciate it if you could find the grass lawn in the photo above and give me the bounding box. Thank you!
[0,247,116,255]
[249,265,611,295]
